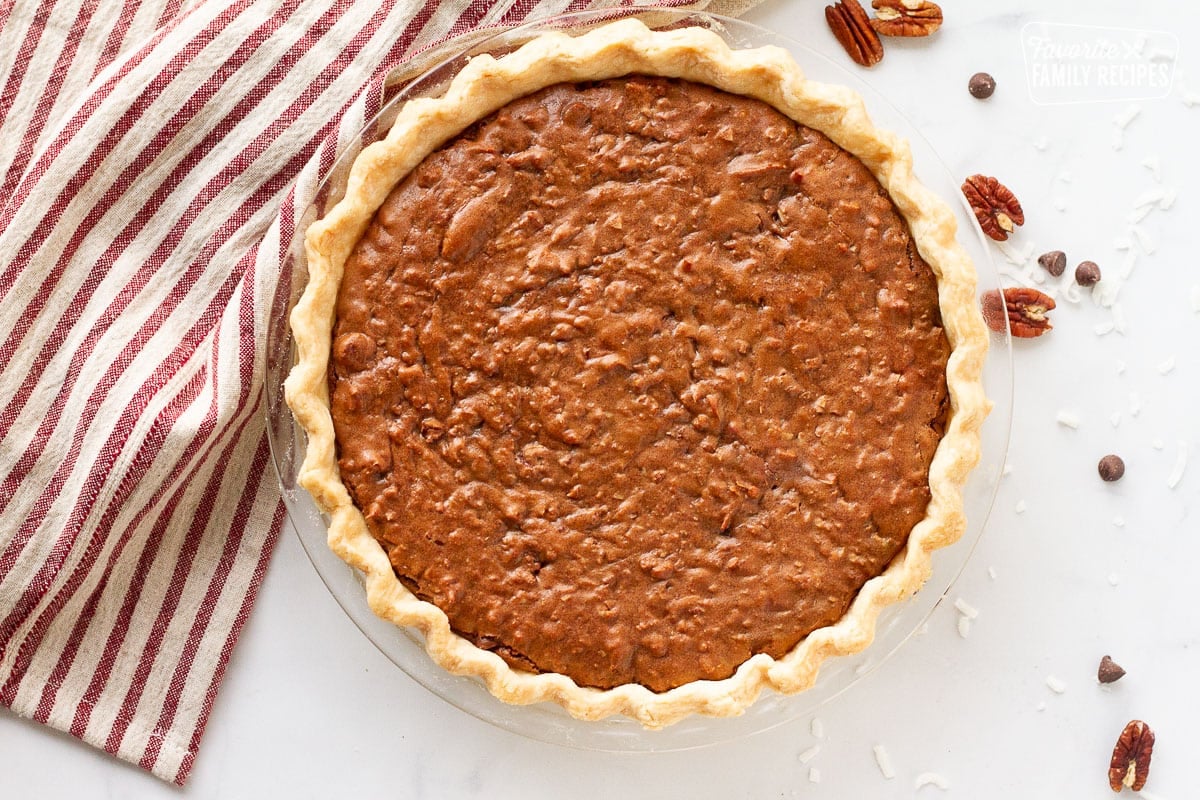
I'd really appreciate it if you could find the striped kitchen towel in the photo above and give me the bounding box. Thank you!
[0,0,764,785]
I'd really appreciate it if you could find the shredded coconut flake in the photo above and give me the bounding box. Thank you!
[915,772,950,791]
[1109,572,1122,586]
[1110,411,1122,427]
[1141,157,1162,181]
[1054,198,1067,212]
[1055,170,1073,183]
[1152,438,1164,450]
[811,717,825,739]
[1036,701,1047,712]
[1158,355,1176,374]
[1033,136,1049,151]
[808,767,821,784]
[1095,281,1120,309]
[995,239,1034,267]
[1129,393,1142,417]
[1056,410,1081,429]
[854,660,871,677]
[954,598,979,619]
[1114,237,1132,251]
[998,265,1043,290]
[1133,187,1166,208]
[1159,187,1177,210]
[957,616,971,639]
[1002,462,1013,476]
[1111,129,1124,151]
[1046,675,1067,694]
[873,745,897,780]
[1128,204,1155,224]
[799,745,821,764]
[1116,360,1127,374]
[1094,321,1116,337]
[1015,499,1027,514]
[1131,224,1157,254]
[1182,89,1200,107]
[1112,303,1128,334]
[1113,515,1126,528]
[1114,104,1142,128]
[988,566,998,580]
[1119,250,1137,279]
[1090,278,1113,305]
[1167,440,1188,489]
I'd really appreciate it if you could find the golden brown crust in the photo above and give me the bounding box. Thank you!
[331,75,952,692]
[285,18,989,727]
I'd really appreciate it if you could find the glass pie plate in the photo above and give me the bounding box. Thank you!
[264,6,1014,753]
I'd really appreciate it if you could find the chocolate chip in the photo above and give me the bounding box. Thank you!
[968,72,996,99]
[1075,260,1102,286]
[1098,454,1125,482]
[1038,250,1066,276]
[1098,655,1127,684]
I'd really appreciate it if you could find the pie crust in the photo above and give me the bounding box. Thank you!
[285,18,989,727]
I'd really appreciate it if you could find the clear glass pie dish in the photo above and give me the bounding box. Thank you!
[264,6,1014,752]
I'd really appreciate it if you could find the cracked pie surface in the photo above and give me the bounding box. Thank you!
[285,19,989,726]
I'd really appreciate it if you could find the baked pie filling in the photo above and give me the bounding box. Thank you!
[288,20,988,724]
[331,76,949,692]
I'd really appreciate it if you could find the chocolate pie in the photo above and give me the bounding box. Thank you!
[286,19,989,726]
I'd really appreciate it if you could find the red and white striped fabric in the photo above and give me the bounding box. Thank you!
[0,0,762,785]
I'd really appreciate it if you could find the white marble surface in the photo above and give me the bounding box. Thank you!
[3,0,1198,796]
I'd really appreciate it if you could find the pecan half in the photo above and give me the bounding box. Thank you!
[980,287,1055,338]
[962,174,1025,241]
[870,0,943,37]
[1109,720,1154,792]
[825,0,884,67]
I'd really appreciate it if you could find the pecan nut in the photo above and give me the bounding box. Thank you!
[825,0,884,67]
[980,287,1055,338]
[962,174,1025,241]
[870,0,943,37]
[1109,719,1154,792]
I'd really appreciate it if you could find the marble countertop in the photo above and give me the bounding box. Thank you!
[3,0,1197,796]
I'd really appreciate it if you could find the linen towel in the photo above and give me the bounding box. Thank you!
[0,0,763,784]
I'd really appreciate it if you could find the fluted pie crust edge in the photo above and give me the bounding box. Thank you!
[284,18,990,728]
